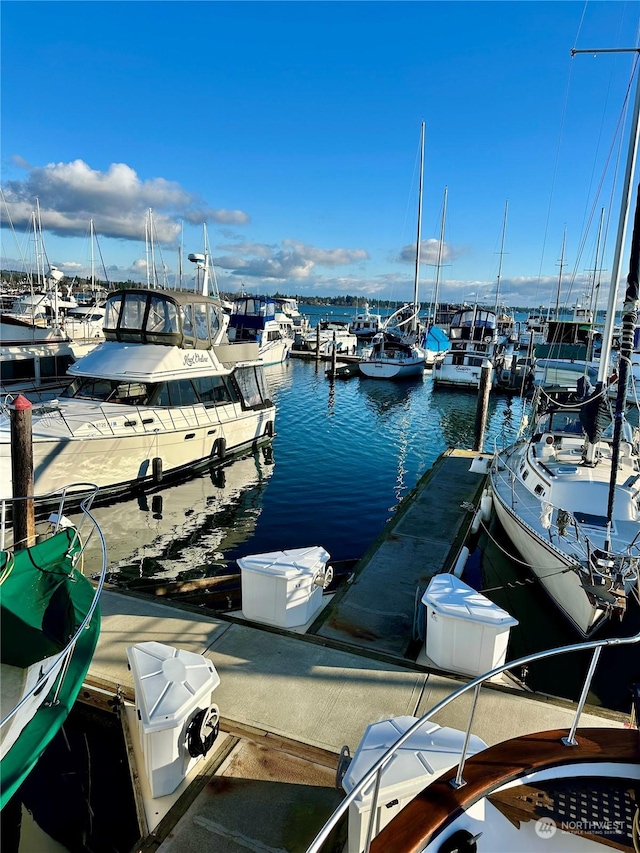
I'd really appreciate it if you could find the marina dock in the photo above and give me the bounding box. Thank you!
[79,448,630,853]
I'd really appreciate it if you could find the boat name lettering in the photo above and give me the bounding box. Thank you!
[184,353,209,367]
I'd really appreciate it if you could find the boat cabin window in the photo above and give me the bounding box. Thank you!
[146,295,179,335]
[153,379,200,407]
[104,293,123,329]
[120,292,148,341]
[1,358,36,383]
[234,365,271,409]
[62,377,149,404]
[208,304,220,336]
[103,290,221,348]
[181,305,194,338]
[194,304,209,340]
[192,376,238,405]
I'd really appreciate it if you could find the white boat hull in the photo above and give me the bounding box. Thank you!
[490,481,606,635]
[358,358,424,379]
[0,399,274,501]
[259,337,292,366]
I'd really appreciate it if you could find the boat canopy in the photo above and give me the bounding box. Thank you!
[229,296,276,328]
[449,309,497,342]
[103,289,224,350]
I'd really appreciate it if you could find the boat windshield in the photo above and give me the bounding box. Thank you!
[62,377,150,405]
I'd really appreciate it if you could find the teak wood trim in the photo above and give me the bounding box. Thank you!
[370,727,640,853]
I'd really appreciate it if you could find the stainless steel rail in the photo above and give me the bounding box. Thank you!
[305,630,640,853]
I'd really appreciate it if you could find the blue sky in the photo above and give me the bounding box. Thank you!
[2,1,639,309]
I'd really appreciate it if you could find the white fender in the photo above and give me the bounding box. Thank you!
[480,491,493,521]
[453,546,470,578]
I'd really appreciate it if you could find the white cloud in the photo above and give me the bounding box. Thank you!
[1,159,250,244]
[214,239,369,282]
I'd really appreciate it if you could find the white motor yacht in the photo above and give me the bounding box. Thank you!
[0,287,276,502]
[227,295,292,366]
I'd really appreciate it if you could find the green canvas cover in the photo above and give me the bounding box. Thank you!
[0,528,101,809]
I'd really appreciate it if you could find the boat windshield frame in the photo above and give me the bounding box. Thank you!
[103,289,223,349]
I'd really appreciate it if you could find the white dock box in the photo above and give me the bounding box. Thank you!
[422,574,518,676]
[342,716,487,853]
[238,546,330,628]
[126,641,220,798]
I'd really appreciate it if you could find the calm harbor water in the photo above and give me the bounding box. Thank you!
[74,306,638,714]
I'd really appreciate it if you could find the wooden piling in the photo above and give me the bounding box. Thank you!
[473,360,493,452]
[330,332,337,378]
[10,394,35,549]
[315,324,321,361]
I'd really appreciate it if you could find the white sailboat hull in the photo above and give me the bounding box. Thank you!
[358,357,424,380]
[490,481,606,635]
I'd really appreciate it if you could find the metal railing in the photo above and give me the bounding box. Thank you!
[0,484,107,729]
[305,630,640,853]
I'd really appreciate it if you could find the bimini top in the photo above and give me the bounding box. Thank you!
[103,288,227,350]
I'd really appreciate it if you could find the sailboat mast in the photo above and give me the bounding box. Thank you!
[594,51,640,383]
[605,181,640,544]
[90,219,95,294]
[493,199,508,315]
[431,186,448,328]
[412,121,425,335]
[554,227,567,321]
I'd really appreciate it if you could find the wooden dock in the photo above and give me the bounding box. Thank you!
[312,449,487,656]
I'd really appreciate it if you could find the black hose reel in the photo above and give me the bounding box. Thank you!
[186,704,220,758]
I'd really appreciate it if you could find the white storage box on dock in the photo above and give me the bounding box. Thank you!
[342,716,487,853]
[126,641,220,798]
[238,546,330,628]
[422,574,518,676]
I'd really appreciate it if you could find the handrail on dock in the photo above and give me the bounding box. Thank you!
[305,629,640,853]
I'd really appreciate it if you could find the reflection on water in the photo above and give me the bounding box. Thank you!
[79,449,274,585]
[358,375,424,416]
[263,358,296,394]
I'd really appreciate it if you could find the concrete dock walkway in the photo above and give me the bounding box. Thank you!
[82,446,631,852]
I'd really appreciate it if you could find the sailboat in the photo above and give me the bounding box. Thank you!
[1,204,98,400]
[421,186,450,367]
[433,200,514,391]
[359,124,427,381]
[489,70,640,635]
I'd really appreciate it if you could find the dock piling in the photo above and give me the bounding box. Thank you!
[10,394,35,549]
[473,361,492,452]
